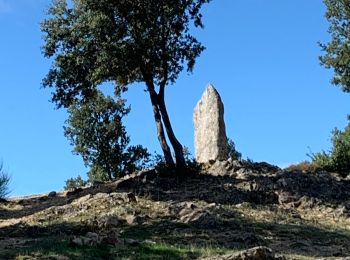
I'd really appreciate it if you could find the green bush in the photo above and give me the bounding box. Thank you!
[64,175,87,190]
[0,163,10,199]
[151,147,201,175]
[64,91,150,182]
[87,165,110,183]
[310,117,350,177]
[227,138,242,161]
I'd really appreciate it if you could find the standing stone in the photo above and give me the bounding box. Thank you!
[194,84,228,163]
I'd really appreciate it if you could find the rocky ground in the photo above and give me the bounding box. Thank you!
[0,160,350,259]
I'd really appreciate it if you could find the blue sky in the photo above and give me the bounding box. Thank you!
[0,0,348,196]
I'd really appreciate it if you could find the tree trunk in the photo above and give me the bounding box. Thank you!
[158,87,186,170]
[146,83,175,167]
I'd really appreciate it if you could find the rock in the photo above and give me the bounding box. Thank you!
[277,191,298,205]
[180,209,220,228]
[204,246,284,260]
[101,230,121,245]
[126,214,137,225]
[194,84,228,163]
[47,191,57,198]
[125,214,151,225]
[96,214,122,229]
[205,160,234,176]
[120,192,137,203]
[93,193,110,200]
[71,232,101,246]
[73,194,93,205]
[125,238,140,246]
[66,187,83,196]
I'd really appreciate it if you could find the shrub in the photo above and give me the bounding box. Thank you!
[285,161,321,172]
[0,163,10,199]
[87,165,110,183]
[151,147,201,175]
[310,117,350,177]
[64,175,87,190]
[64,91,150,182]
[227,138,242,161]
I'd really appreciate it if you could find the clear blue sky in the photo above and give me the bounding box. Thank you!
[0,0,348,196]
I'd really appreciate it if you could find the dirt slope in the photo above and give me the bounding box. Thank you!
[0,161,349,259]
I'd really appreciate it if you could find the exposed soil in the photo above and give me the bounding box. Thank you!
[1,161,350,259]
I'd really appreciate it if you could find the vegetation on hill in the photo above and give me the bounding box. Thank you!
[41,0,212,169]
[320,0,350,92]
[1,0,347,258]
[64,91,149,183]
[0,162,10,199]
[310,116,350,177]
[309,0,350,177]
[1,164,350,259]
[227,138,242,161]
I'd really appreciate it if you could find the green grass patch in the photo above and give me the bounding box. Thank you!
[1,236,229,260]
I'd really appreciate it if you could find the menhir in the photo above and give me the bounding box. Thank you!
[194,84,228,163]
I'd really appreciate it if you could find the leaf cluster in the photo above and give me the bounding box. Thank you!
[64,91,150,181]
[64,175,87,190]
[227,138,242,161]
[0,162,10,199]
[42,0,211,108]
[320,0,350,92]
[310,116,350,177]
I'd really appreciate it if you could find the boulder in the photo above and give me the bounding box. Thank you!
[194,84,228,163]
[203,246,284,260]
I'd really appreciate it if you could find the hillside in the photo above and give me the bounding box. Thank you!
[1,160,350,259]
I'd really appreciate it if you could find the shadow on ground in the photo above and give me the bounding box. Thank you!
[1,169,350,259]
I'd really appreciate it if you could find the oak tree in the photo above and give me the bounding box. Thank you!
[42,0,211,169]
[320,0,350,92]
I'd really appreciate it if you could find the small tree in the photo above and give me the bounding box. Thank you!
[314,1,350,176]
[64,175,87,190]
[227,138,242,161]
[310,116,350,177]
[0,162,10,199]
[320,0,350,92]
[64,91,149,181]
[42,0,211,169]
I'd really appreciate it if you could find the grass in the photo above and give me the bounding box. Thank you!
[2,174,350,259]
[6,237,229,260]
[3,200,350,259]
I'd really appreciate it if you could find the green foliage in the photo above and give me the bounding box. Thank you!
[87,165,110,183]
[151,147,201,175]
[5,236,225,260]
[41,0,211,168]
[227,138,242,161]
[320,0,350,92]
[182,146,202,174]
[41,0,211,107]
[0,162,10,199]
[64,175,87,190]
[64,91,150,181]
[310,117,350,177]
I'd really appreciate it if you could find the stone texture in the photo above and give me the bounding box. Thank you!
[194,84,228,163]
[203,246,284,260]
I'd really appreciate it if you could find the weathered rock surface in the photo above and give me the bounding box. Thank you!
[1,160,350,259]
[194,84,228,163]
[203,246,284,260]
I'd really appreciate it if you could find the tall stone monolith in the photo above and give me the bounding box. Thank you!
[194,84,228,163]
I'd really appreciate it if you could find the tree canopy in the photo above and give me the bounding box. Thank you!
[0,162,10,199]
[42,0,211,169]
[64,91,149,181]
[320,0,350,92]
